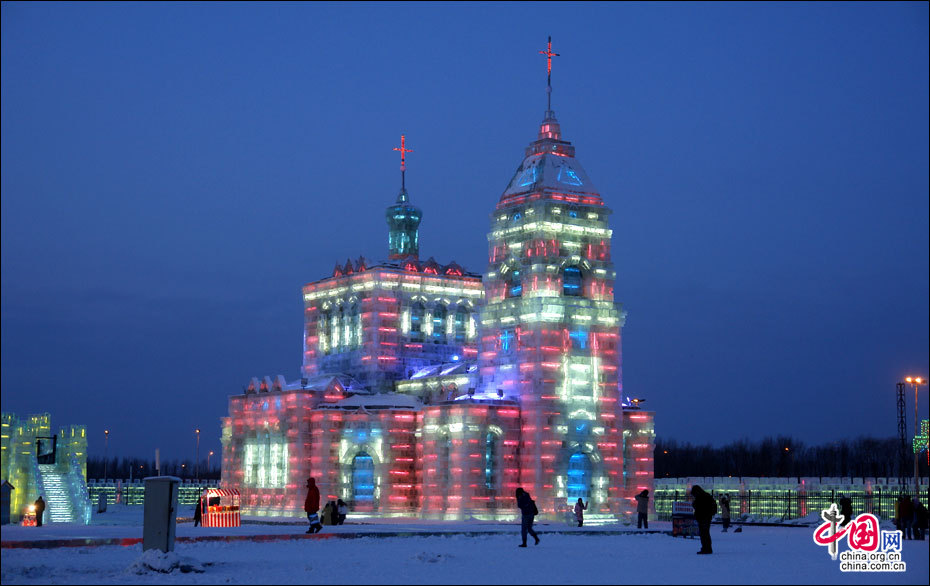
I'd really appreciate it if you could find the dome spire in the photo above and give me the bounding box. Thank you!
[538,36,560,116]
[393,134,414,202]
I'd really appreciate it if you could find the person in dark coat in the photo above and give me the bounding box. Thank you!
[635,490,649,529]
[913,499,928,541]
[691,485,716,554]
[719,494,731,532]
[515,487,540,547]
[34,496,46,527]
[898,495,914,540]
[336,499,348,525]
[193,495,203,527]
[838,494,853,527]
[304,477,323,534]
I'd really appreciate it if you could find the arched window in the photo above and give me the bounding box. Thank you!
[454,307,468,343]
[438,435,452,493]
[352,304,362,348]
[508,269,522,298]
[318,311,330,355]
[566,452,592,503]
[563,266,582,297]
[352,451,375,503]
[330,306,342,351]
[432,304,447,343]
[484,433,498,489]
[410,302,426,342]
[346,303,359,349]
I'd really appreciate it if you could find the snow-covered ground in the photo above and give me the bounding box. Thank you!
[2,506,927,584]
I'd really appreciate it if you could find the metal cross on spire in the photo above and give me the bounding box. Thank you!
[539,36,560,112]
[393,134,413,190]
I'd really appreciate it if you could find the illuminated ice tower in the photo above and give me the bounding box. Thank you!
[478,38,627,516]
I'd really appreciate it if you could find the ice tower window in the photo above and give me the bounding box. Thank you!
[500,329,515,353]
[563,266,583,297]
[484,432,498,489]
[569,328,588,350]
[558,166,584,186]
[516,164,537,187]
[508,270,522,298]
[432,304,447,343]
[454,307,468,343]
[410,302,425,342]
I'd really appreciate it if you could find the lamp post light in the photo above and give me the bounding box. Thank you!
[905,376,927,492]
[208,451,214,477]
[104,430,110,483]
[195,428,201,481]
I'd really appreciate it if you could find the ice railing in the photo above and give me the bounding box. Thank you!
[67,455,93,524]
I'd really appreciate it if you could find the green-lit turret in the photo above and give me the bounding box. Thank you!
[386,187,422,260]
[386,134,422,260]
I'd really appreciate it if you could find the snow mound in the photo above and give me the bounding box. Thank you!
[127,549,205,575]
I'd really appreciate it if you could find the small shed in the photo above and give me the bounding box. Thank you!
[201,488,241,527]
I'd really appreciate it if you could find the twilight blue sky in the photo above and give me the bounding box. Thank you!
[2,2,928,462]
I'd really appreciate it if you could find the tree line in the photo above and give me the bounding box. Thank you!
[86,435,926,481]
[86,457,220,481]
[655,435,928,479]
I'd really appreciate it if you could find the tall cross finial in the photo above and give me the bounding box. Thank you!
[393,134,413,190]
[539,36,560,112]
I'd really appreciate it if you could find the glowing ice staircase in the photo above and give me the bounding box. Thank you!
[38,464,79,523]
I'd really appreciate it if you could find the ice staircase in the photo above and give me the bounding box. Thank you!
[38,464,80,523]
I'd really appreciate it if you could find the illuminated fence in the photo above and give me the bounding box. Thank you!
[654,477,929,521]
[87,479,219,506]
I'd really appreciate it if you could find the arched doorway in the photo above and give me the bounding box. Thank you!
[352,451,375,504]
[566,452,592,503]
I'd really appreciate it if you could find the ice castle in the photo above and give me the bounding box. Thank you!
[221,41,655,522]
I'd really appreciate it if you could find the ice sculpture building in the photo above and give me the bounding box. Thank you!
[221,42,655,522]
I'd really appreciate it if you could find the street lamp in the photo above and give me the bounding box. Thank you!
[905,376,927,492]
[195,428,201,481]
[104,430,110,483]
[208,450,214,477]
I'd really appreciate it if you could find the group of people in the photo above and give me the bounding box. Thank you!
[303,478,349,534]
[322,499,349,526]
[894,495,928,540]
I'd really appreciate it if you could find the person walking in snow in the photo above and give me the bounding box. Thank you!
[574,498,588,527]
[635,489,649,529]
[719,494,731,532]
[336,499,348,525]
[193,494,204,527]
[691,485,717,554]
[515,487,540,547]
[304,477,323,534]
